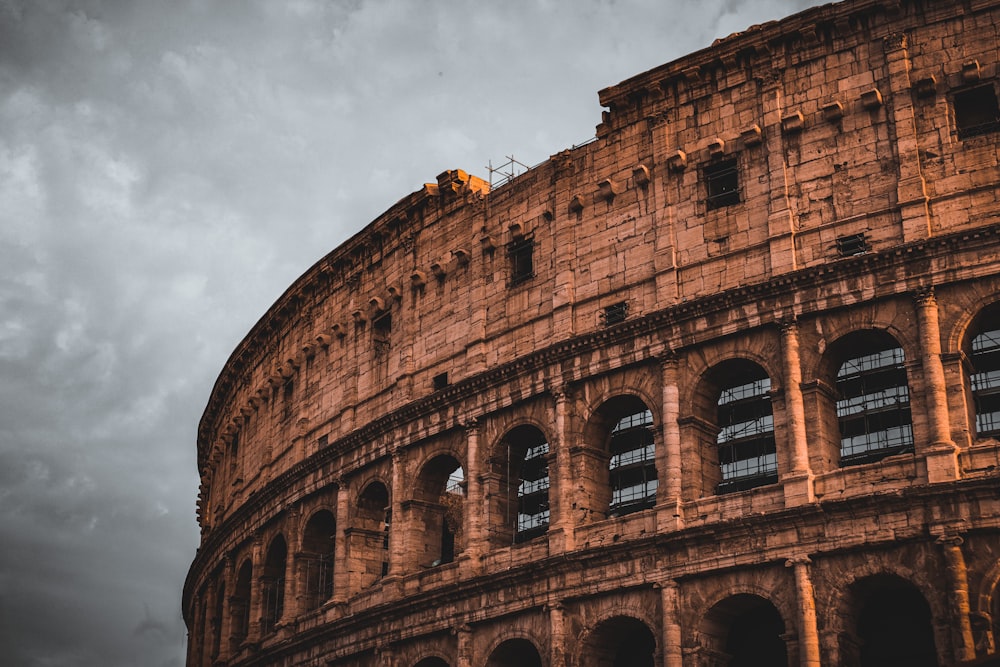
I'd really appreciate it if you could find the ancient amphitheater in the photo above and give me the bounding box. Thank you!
[184,0,1000,664]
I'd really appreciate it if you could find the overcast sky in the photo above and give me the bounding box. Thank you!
[0,1,828,665]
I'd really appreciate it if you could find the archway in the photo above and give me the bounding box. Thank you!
[700,594,787,667]
[261,535,287,631]
[485,638,543,667]
[300,509,336,610]
[847,574,938,667]
[581,615,656,667]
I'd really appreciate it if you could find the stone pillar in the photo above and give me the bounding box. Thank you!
[759,69,799,274]
[916,289,960,482]
[388,449,405,576]
[456,624,473,667]
[463,419,484,565]
[786,556,821,667]
[938,535,977,662]
[780,321,815,505]
[660,581,683,667]
[217,556,234,662]
[281,507,300,625]
[248,537,264,642]
[333,480,350,602]
[882,32,933,242]
[550,603,568,667]
[550,388,576,552]
[659,356,684,530]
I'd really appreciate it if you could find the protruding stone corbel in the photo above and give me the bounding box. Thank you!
[962,60,981,83]
[741,124,763,146]
[507,222,524,239]
[368,296,385,313]
[708,137,725,156]
[632,164,650,187]
[479,234,495,252]
[430,261,446,279]
[569,194,585,213]
[781,111,805,134]
[914,75,937,98]
[861,88,883,110]
[331,322,348,338]
[315,333,331,348]
[386,285,401,302]
[822,100,844,122]
[452,248,470,266]
[667,149,687,172]
[682,65,701,83]
[597,178,619,201]
[410,271,427,288]
[351,309,366,324]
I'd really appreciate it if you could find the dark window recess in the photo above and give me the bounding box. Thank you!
[836,233,868,256]
[716,373,778,494]
[507,237,534,286]
[837,345,914,466]
[972,324,1000,437]
[705,158,740,210]
[955,84,1000,139]
[602,301,629,326]
[433,372,449,391]
[373,311,391,358]
[608,409,657,517]
[282,380,294,420]
[317,434,328,449]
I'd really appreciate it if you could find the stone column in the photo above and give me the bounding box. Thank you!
[281,507,300,625]
[938,535,976,662]
[217,556,234,661]
[463,419,484,565]
[549,603,568,667]
[388,449,405,576]
[456,624,473,667]
[333,480,350,602]
[780,321,815,505]
[785,556,821,667]
[659,356,684,530]
[550,388,576,552]
[915,289,960,482]
[248,537,264,642]
[660,581,683,667]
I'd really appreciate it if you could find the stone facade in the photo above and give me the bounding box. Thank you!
[183,0,1000,665]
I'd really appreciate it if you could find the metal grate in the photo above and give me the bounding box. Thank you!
[837,346,913,465]
[602,301,629,326]
[716,375,777,494]
[705,158,740,210]
[836,233,868,256]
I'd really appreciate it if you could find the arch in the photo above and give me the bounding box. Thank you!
[413,657,450,667]
[685,358,778,496]
[486,424,551,546]
[409,454,465,568]
[975,559,1000,654]
[823,329,914,466]
[965,303,1000,439]
[580,394,658,519]
[261,534,287,631]
[841,573,938,666]
[352,481,391,589]
[230,558,252,647]
[578,614,657,667]
[698,593,788,667]
[300,509,336,611]
[485,637,543,667]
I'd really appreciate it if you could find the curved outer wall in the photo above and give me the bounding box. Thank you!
[186,0,1000,665]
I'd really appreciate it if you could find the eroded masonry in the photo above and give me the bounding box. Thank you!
[184,0,1000,665]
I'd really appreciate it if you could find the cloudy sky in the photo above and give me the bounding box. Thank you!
[0,1,828,665]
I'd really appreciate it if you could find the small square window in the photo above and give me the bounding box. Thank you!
[955,84,1000,139]
[433,372,449,391]
[507,237,534,286]
[705,158,740,210]
[602,301,629,326]
[836,233,868,256]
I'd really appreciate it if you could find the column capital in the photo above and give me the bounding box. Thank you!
[935,533,965,547]
[461,417,480,432]
[914,285,937,305]
[785,555,812,568]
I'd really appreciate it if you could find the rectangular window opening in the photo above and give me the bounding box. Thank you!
[433,372,449,391]
[602,301,629,326]
[507,236,534,286]
[705,158,740,210]
[836,233,868,257]
[955,84,1000,139]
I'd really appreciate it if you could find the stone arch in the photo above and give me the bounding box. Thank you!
[412,656,450,667]
[485,421,552,546]
[484,637,544,667]
[975,559,1000,655]
[299,508,336,611]
[406,453,465,569]
[837,573,939,667]
[579,393,658,521]
[696,593,788,667]
[814,328,915,468]
[684,357,779,497]
[351,480,391,590]
[230,556,253,648]
[960,301,1000,441]
[576,613,657,667]
[261,533,288,632]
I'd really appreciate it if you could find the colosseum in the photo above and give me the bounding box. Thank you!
[184,0,1000,665]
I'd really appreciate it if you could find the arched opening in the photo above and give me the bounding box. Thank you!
[230,559,252,647]
[488,425,550,545]
[700,594,787,667]
[968,305,1000,438]
[352,481,390,589]
[261,535,287,631]
[300,510,336,611]
[832,331,913,465]
[581,615,657,667]
[411,455,464,568]
[584,395,657,519]
[843,574,938,667]
[413,658,450,667]
[711,360,777,494]
[486,638,544,667]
